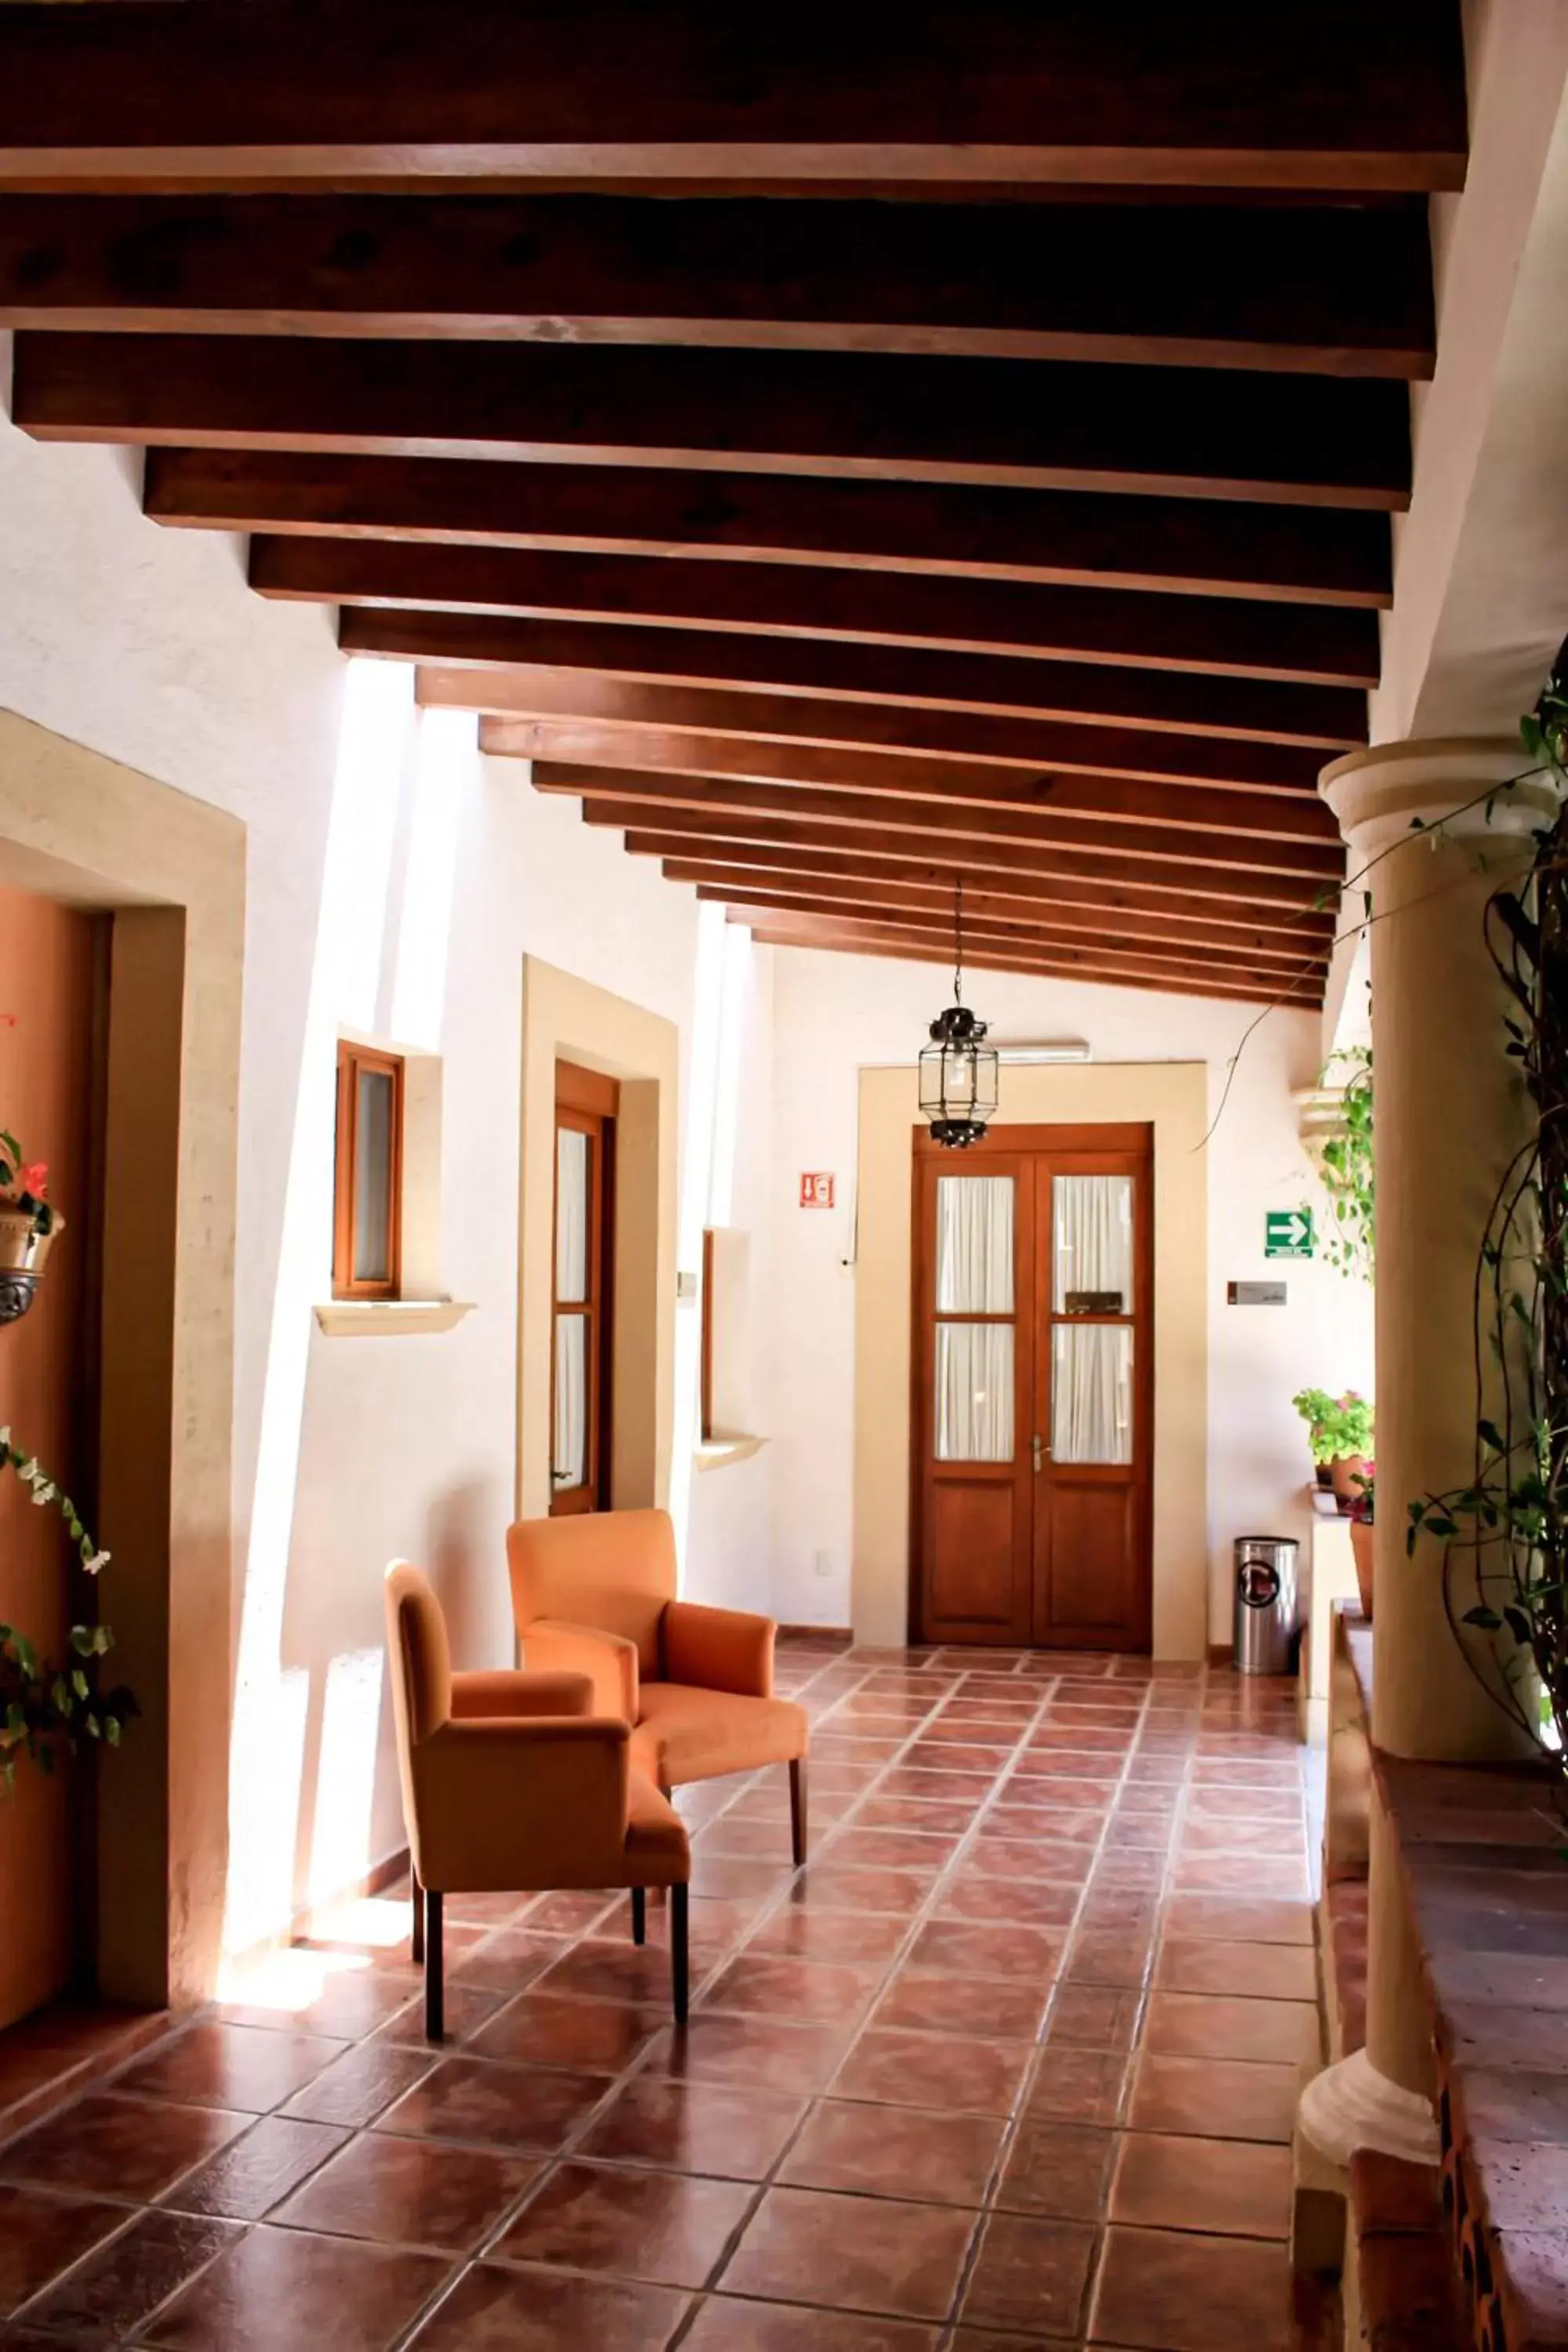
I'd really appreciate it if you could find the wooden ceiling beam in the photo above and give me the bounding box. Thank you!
[339,575,1379,693]
[711,889,1322,992]
[416,659,1360,755]
[662,862,1327,968]
[746,922,1302,1007]
[497,726,1340,840]
[12,333,1410,506]
[606,811,1334,920]
[148,452,1393,609]
[0,193,1433,377]
[550,769,1345,881]
[731,908,1299,1004]
[633,833,1334,938]
[0,3,1466,195]
[473,684,1340,785]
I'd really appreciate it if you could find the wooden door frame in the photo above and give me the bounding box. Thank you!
[908,1121,1156,1650]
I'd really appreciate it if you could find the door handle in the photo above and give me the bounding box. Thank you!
[1032,1433,1045,1473]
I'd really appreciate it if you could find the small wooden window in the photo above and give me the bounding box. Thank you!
[333,1042,404,1299]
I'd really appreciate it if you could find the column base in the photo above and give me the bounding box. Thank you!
[1298,2046,1439,2169]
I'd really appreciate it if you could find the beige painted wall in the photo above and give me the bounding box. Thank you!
[0,707,244,2007]
[851,1062,1209,1657]
[517,955,680,1525]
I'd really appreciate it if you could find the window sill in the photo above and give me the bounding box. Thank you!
[694,1434,768,1474]
[314,1300,476,1338]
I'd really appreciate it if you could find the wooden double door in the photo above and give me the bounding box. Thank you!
[912,1123,1153,1652]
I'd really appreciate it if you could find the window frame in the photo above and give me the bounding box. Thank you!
[332,1040,405,1301]
[700,1225,716,1444]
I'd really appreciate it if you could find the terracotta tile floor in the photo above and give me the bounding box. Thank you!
[0,1649,1320,2349]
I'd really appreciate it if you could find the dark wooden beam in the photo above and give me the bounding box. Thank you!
[712,888,1323,994]
[663,861,1327,968]
[148,451,1393,609]
[493,724,1340,840]
[13,334,1411,506]
[0,193,1434,377]
[732,908,1298,1004]
[750,921,1308,1006]
[471,681,1341,782]
[546,768,1345,881]
[417,659,1361,754]
[341,575,1381,693]
[633,833,1335,941]
[0,3,1467,195]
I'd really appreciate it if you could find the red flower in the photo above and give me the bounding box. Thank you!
[19,1163,47,1198]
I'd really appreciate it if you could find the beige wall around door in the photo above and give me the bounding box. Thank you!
[852,1062,1209,1657]
[517,956,680,1526]
[0,708,244,2009]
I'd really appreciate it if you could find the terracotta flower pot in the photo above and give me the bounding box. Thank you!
[1349,1519,1374,1618]
[1329,1454,1368,1511]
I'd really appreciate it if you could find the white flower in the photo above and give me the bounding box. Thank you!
[29,1481,55,1507]
[17,1457,38,1482]
[83,1551,110,1577]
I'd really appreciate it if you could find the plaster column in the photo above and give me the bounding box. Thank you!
[1298,738,1559,2177]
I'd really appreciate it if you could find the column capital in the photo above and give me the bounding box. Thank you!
[1320,735,1560,859]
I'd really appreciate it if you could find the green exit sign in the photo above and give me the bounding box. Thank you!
[1265,1209,1314,1260]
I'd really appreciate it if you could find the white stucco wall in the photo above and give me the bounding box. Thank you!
[0,370,773,1940]
[764,942,1375,1646]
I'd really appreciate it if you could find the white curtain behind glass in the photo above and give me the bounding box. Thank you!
[554,1315,586,1486]
[555,1127,589,1302]
[936,1175,1014,1312]
[1052,1174,1132,1311]
[936,1323,1014,1461]
[1052,1324,1132,1464]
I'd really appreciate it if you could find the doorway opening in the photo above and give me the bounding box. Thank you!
[550,1059,619,1515]
[911,1122,1154,1650]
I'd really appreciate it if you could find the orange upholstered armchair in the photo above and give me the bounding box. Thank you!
[506,1509,811,1863]
[384,1562,691,2040]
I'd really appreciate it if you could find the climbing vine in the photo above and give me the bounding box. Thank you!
[1310,1044,1374,1280]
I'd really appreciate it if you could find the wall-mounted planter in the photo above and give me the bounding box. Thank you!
[0,1206,61,1326]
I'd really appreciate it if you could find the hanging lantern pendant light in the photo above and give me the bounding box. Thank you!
[919,877,999,1148]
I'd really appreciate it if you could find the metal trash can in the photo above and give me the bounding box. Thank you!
[1232,1537,1300,1675]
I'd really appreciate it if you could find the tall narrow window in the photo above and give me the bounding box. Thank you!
[551,1062,618,1514]
[333,1042,404,1299]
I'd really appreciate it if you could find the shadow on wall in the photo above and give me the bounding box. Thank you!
[426,1476,498,1668]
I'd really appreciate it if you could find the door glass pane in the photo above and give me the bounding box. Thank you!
[1053,1174,1133,1314]
[554,1313,587,1487]
[935,1323,1014,1461]
[354,1066,394,1282]
[935,1174,1014,1312]
[555,1127,590,1303]
[1051,1324,1133,1464]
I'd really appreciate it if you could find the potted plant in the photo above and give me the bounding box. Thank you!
[1347,1471,1374,1617]
[1293,1388,1375,1510]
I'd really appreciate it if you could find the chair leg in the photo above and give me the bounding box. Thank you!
[631,1886,646,1946]
[411,1869,425,1965]
[789,1755,808,1869]
[670,1882,689,2027]
[424,1890,445,2043]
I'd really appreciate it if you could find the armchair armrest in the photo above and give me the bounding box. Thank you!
[662,1599,776,1698]
[414,1715,633,1887]
[522,1619,639,1722]
[449,1668,593,1720]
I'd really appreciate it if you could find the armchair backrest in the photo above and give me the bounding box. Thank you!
[506,1508,677,1676]
[385,1560,451,1848]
